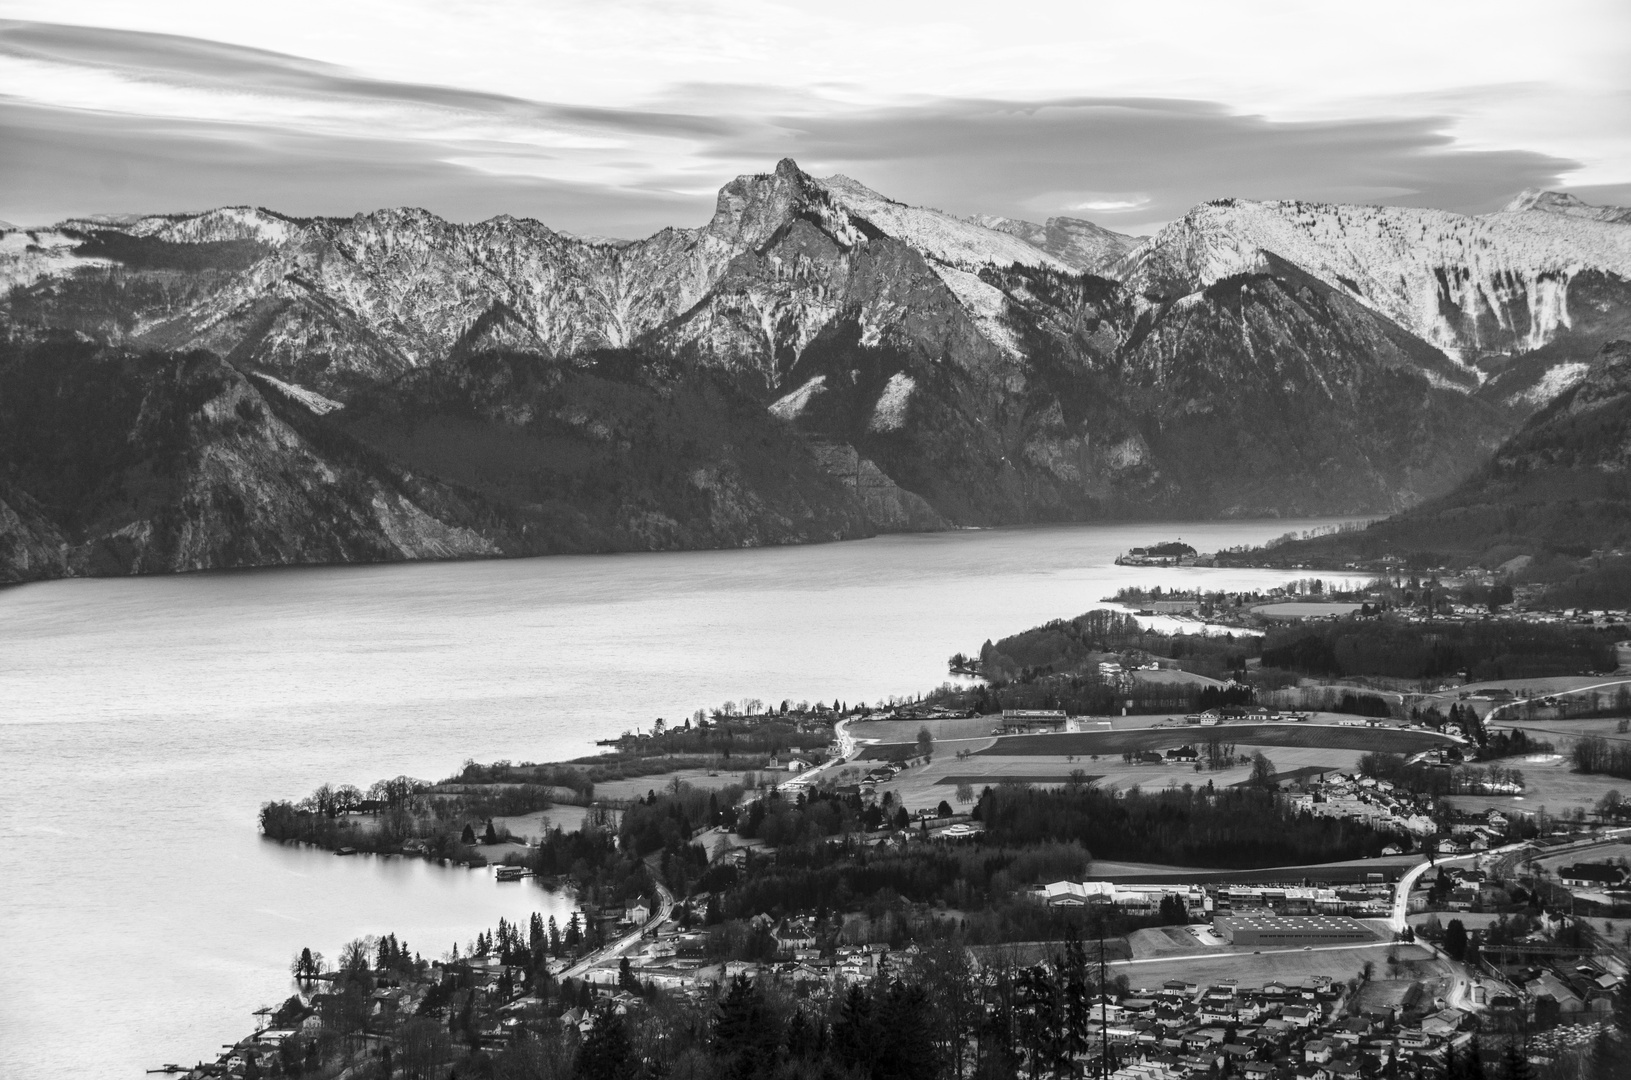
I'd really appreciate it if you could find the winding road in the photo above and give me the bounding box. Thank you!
[557,881,676,981]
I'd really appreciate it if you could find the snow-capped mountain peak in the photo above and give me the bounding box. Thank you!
[1501,189,1631,225]
[816,173,1073,274]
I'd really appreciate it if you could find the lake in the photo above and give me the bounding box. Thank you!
[0,518,1361,1079]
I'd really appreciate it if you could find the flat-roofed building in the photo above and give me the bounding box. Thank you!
[1211,914,1375,947]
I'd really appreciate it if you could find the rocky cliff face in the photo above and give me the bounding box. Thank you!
[2,162,1621,582]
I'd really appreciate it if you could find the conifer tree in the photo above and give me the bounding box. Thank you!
[1498,1040,1532,1080]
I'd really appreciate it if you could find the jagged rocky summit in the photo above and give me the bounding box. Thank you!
[3,159,1630,583]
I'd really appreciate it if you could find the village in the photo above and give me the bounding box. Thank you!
[197,810,1631,1080]
[197,588,1631,1080]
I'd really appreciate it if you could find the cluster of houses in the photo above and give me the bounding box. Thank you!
[588,916,905,996]
[1182,706,1307,726]
[1290,773,1439,836]
[1433,809,1517,856]
[1509,960,1623,1019]
[1096,974,1484,1080]
[1413,865,1504,912]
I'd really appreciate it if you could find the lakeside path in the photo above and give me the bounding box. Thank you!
[557,882,676,981]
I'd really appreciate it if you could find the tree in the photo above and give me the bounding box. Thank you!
[338,938,372,984]
[917,939,979,1079]
[460,822,477,845]
[831,984,875,1074]
[1444,918,1469,961]
[1158,895,1188,925]
[917,725,934,760]
[290,947,324,982]
[937,800,954,819]
[714,975,779,1080]
[956,780,975,805]
[1249,751,1277,789]
[1498,1040,1533,1080]
[483,819,499,845]
[618,956,639,993]
[577,1006,633,1080]
[1590,1029,1616,1080]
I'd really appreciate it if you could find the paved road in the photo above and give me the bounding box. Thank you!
[1486,677,1631,723]
[777,716,860,794]
[557,881,676,981]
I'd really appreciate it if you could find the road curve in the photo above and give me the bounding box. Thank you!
[557,881,676,981]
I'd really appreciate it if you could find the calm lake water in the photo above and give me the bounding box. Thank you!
[0,518,1362,1079]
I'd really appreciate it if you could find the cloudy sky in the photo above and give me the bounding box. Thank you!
[2,0,1629,237]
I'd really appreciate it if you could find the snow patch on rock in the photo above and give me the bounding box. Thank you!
[769,376,827,420]
[0,229,113,290]
[868,372,916,432]
[251,372,345,415]
[930,264,1023,357]
[1511,361,1591,407]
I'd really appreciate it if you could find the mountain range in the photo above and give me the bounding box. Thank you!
[3,160,1630,584]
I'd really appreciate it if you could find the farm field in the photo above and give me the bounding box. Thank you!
[849,708,1243,751]
[1490,716,1631,743]
[1131,669,1226,688]
[1110,943,1447,991]
[857,744,1370,814]
[857,717,1425,814]
[490,804,589,841]
[1441,754,1629,818]
[591,768,748,802]
[1419,676,1631,719]
[971,722,1453,758]
[1252,602,1363,619]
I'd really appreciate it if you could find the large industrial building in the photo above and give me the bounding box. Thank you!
[1212,914,1375,947]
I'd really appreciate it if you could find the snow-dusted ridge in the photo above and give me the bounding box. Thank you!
[1121,196,1631,366]
[819,174,1073,275]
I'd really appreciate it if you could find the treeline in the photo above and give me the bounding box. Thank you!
[1260,619,1616,681]
[974,784,1403,868]
[929,673,1255,718]
[700,841,1092,922]
[259,774,558,860]
[1571,736,1631,781]
[454,760,595,801]
[974,609,1256,685]
[593,716,833,762]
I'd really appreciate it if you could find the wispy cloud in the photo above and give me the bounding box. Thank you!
[0,19,1605,236]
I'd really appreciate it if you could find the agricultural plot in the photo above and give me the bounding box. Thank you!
[1441,753,1630,817]
[973,723,1452,758]
[1252,602,1363,619]
[1110,944,1447,992]
[865,743,1373,813]
[591,768,748,802]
